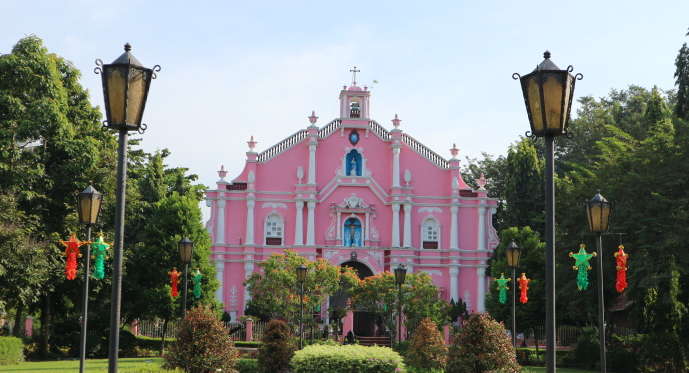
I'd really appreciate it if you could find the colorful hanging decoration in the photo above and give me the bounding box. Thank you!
[495,273,510,304]
[570,244,596,290]
[90,234,110,280]
[61,233,82,280]
[169,268,180,297]
[518,273,530,304]
[192,268,203,299]
[614,245,628,293]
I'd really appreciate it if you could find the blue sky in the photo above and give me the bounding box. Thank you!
[2,0,689,194]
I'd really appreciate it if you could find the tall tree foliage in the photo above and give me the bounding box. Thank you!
[674,28,689,120]
[0,35,117,353]
[503,139,543,233]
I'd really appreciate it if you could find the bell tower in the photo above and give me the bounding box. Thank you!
[339,66,371,120]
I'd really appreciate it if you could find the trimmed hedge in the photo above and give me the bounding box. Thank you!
[0,336,24,365]
[237,358,259,373]
[291,344,405,373]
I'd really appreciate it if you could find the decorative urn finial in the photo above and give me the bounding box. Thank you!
[308,110,318,126]
[247,136,257,152]
[392,114,401,128]
[218,165,227,180]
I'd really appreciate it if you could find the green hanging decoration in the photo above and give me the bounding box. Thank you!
[191,268,203,298]
[570,244,596,290]
[90,233,110,280]
[495,273,510,304]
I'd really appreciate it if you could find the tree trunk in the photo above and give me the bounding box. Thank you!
[532,326,540,358]
[40,293,51,359]
[158,317,169,356]
[11,303,24,337]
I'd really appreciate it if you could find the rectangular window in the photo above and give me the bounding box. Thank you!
[266,237,282,245]
[423,241,439,250]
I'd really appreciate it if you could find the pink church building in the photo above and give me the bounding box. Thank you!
[204,74,499,331]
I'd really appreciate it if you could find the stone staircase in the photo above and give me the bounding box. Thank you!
[356,336,392,347]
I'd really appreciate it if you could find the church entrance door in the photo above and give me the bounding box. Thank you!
[330,260,375,337]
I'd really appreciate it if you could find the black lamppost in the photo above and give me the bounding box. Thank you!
[77,183,103,373]
[586,191,612,373]
[178,237,195,320]
[95,43,159,373]
[296,264,308,349]
[505,241,521,349]
[514,51,582,373]
[394,264,407,351]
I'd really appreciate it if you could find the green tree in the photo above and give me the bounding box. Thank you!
[674,29,689,120]
[348,271,447,342]
[244,250,358,325]
[503,139,543,233]
[485,227,545,355]
[0,35,117,356]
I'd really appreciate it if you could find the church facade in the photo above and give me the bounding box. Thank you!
[204,77,499,323]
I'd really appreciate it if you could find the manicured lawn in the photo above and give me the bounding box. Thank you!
[0,358,597,373]
[0,357,165,372]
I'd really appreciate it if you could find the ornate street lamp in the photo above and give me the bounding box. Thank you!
[586,191,613,373]
[505,241,521,349]
[394,264,407,351]
[514,51,582,373]
[178,237,195,320]
[95,43,159,373]
[296,264,308,349]
[76,183,103,373]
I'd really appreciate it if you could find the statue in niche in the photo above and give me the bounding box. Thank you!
[350,158,357,176]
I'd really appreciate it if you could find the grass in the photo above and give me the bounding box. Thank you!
[0,358,599,373]
[0,358,165,372]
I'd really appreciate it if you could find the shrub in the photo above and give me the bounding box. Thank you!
[257,319,296,373]
[0,336,23,365]
[236,358,259,373]
[572,326,599,371]
[291,344,405,373]
[446,312,520,373]
[163,304,239,373]
[406,317,447,370]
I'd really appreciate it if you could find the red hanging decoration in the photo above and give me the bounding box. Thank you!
[61,233,82,280]
[169,268,180,297]
[614,245,628,293]
[518,273,530,304]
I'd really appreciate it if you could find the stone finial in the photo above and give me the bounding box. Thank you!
[477,173,488,190]
[247,136,257,152]
[392,114,401,128]
[308,110,318,127]
[450,143,460,159]
[218,165,227,180]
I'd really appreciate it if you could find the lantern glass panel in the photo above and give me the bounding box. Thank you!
[543,75,564,130]
[106,67,126,124]
[126,68,147,125]
[297,265,308,283]
[178,238,194,263]
[526,77,543,132]
[78,194,102,225]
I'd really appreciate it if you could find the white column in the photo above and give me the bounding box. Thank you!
[217,199,226,244]
[336,212,342,239]
[306,201,316,245]
[308,145,317,184]
[477,267,486,312]
[365,212,370,241]
[392,147,401,187]
[243,261,254,310]
[246,199,255,245]
[294,200,304,246]
[403,203,412,248]
[449,266,459,302]
[391,203,401,248]
[450,205,458,249]
[215,261,225,303]
[478,206,486,251]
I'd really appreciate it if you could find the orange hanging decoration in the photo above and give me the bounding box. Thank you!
[614,245,628,293]
[61,233,82,280]
[518,273,530,304]
[169,268,180,297]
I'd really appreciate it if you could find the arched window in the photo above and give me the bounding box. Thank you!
[345,149,362,176]
[265,214,284,246]
[421,218,440,249]
[343,217,362,247]
[350,101,360,118]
